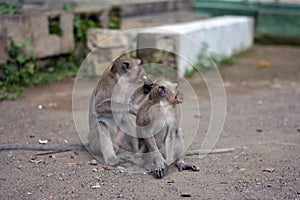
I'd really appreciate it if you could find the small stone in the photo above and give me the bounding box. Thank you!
[49,154,56,159]
[117,166,125,170]
[89,159,98,165]
[258,100,263,105]
[92,168,98,172]
[167,180,175,184]
[262,167,275,173]
[38,139,48,144]
[271,83,282,89]
[181,193,192,197]
[38,105,43,109]
[91,183,101,189]
[194,114,201,118]
[18,165,22,169]
[297,127,300,132]
[117,194,125,198]
[7,153,14,159]
[256,128,263,133]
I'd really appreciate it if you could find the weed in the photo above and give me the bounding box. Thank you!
[185,43,236,77]
[0,2,20,15]
[74,13,100,43]
[0,38,79,101]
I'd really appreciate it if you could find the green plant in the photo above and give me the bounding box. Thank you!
[29,55,79,85]
[62,2,76,11]
[109,6,121,29]
[185,43,236,77]
[74,14,100,43]
[0,2,20,14]
[0,37,35,100]
[48,16,63,36]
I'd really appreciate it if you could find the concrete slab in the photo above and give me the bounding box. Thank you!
[137,16,254,76]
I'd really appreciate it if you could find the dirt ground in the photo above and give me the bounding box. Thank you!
[0,45,299,199]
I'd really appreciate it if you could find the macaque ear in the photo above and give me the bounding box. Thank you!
[158,85,166,97]
[122,61,130,72]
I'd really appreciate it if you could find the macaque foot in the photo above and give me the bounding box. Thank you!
[149,163,167,178]
[176,162,200,172]
[105,156,120,167]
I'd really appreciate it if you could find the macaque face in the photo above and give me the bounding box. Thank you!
[156,81,183,105]
[119,54,145,84]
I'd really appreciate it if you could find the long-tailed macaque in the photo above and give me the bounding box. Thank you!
[0,53,152,166]
[136,80,199,178]
[87,53,152,166]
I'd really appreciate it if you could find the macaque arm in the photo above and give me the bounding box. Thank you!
[95,99,138,116]
[130,86,146,105]
[165,127,176,166]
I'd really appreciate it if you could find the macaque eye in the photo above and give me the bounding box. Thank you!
[158,85,166,97]
[122,61,130,72]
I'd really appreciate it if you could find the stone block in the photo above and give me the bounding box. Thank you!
[137,16,254,77]
[86,28,139,76]
[0,12,74,64]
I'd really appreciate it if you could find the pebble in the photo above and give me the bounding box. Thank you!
[117,194,125,198]
[18,165,22,169]
[181,193,192,197]
[38,105,43,109]
[117,166,125,170]
[297,127,300,132]
[256,128,263,133]
[89,159,98,165]
[92,168,98,172]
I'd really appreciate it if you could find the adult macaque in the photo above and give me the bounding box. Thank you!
[87,53,152,166]
[136,80,199,178]
[0,53,152,166]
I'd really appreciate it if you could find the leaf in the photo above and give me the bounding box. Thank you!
[26,45,34,52]
[13,41,23,48]
[26,62,35,74]
[24,37,32,43]
[91,183,101,189]
[262,167,275,172]
[17,54,26,64]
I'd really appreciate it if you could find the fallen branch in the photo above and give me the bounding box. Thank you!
[186,148,236,156]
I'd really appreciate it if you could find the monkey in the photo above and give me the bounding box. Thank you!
[0,53,153,166]
[112,78,153,154]
[87,53,153,166]
[136,80,199,178]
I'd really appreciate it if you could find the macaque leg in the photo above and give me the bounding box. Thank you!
[97,123,120,166]
[145,137,166,178]
[174,128,200,172]
[113,129,124,153]
[165,128,176,166]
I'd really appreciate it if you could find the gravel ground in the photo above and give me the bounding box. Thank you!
[0,45,299,199]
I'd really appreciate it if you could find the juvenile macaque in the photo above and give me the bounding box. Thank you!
[136,80,199,178]
[87,53,152,166]
[113,79,153,154]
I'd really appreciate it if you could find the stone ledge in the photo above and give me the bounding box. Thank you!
[0,12,74,64]
[137,16,254,76]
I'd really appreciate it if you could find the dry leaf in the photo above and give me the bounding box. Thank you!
[262,167,275,172]
[91,183,101,189]
[47,102,58,108]
[181,193,192,197]
[38,139,48,144]
[258,60,271,68]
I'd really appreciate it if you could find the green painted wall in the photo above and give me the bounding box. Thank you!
[194,0,300,37]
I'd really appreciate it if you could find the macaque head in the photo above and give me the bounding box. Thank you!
[150,80,183,105]
[110,53,145,84]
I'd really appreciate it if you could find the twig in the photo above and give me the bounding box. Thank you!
[186,148,236,156]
